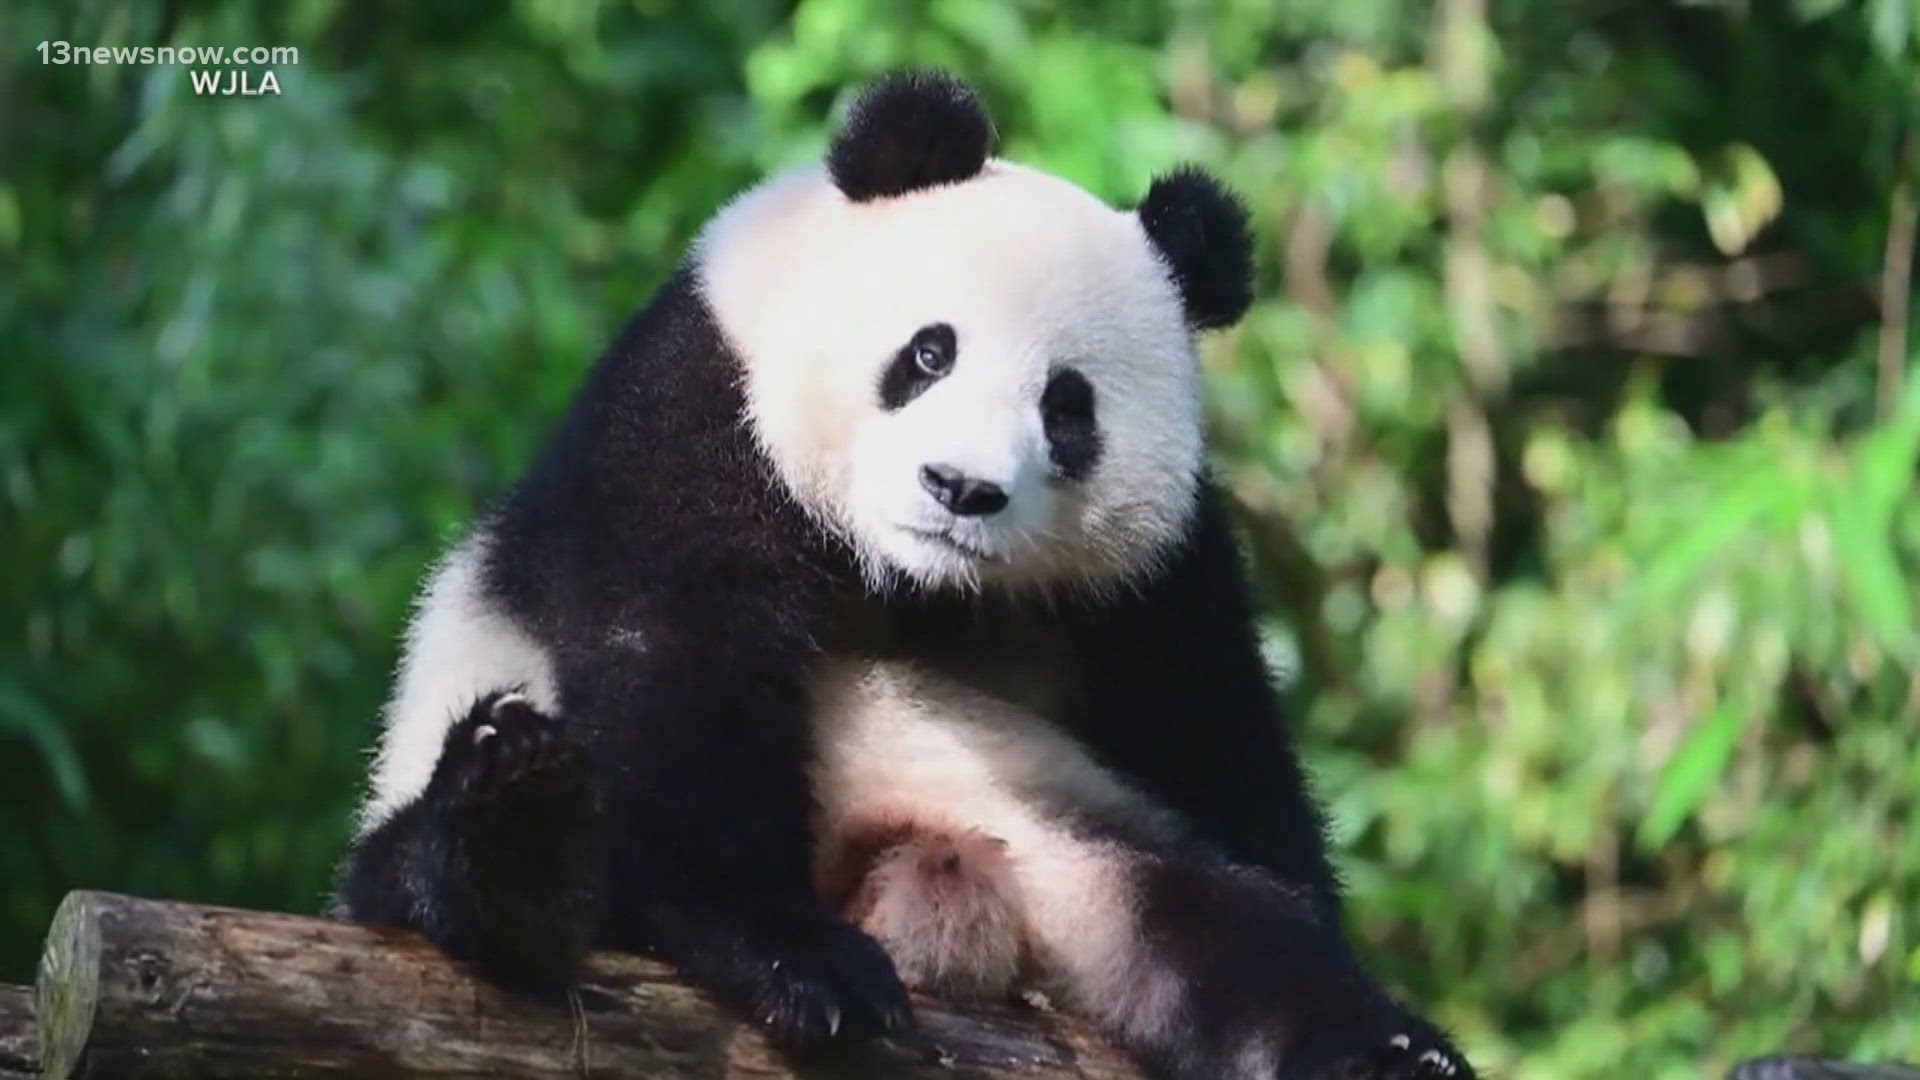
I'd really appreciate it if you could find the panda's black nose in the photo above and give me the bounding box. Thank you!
[920,464,1009,517]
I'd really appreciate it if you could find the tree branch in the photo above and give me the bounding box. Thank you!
[35,891,1143,1080]
[0,983,36,1080]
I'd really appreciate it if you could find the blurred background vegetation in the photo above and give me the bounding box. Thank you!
[3,0,1918,1075]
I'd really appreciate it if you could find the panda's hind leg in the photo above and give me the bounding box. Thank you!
[829,823,1028,1003]
[335,690,598,996]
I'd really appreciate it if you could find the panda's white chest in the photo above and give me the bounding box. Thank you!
[807,658,1146,854]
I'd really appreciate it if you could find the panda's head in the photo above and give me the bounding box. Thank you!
[697,71,1253,592]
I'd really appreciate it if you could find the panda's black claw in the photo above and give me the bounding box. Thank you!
[1284,1013,1474,1080]
[823,918,917,1035]
[678,913,914,1050]
[874,988,918,1035]
[754,965,842,1046]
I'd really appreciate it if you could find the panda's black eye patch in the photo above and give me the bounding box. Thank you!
[879,323,957,411]
[1042,367,1101,481]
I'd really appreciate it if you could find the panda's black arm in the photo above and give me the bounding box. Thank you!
[1060,479,1343,919]
[334,272,909,1039]
[333,798,446,933]
[550,590,915,1045]
[332,692,597,997]
[477,280,901,1039]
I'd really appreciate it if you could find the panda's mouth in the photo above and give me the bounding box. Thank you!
[900,526,1001,563]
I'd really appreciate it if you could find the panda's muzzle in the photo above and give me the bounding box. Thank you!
[919,464,1009,518]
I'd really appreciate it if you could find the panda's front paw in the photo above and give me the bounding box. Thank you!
[413,690,597,996]
[429,690,589,817]
[678,913,915,1049]
[1284,1013,1474,1080]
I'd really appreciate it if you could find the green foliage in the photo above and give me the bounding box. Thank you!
[4,0,1917,1075]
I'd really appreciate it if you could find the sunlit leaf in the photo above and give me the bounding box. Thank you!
[1829,487,1917,656]
[1619,462,1803,613]
[1854,371,1920,530]
[1792,0,1852,18]
[1637,702,1750,850]
[1867,0,1916,60]
[1701,145,1783,256]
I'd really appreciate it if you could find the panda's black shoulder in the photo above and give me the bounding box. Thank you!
[478,270,844,632]
[1046,482,1325,860]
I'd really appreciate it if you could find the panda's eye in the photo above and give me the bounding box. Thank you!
[878,323,958,411]
[912,327,955,376]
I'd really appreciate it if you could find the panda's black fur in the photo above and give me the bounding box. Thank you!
[337,71,1473,1080]
[828,68,996,201]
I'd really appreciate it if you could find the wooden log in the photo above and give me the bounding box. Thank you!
[0,983,37,1079]
[1729,1059,1920,1080]
[36,890,1143,1079]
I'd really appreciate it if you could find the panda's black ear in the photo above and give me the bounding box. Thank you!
[1138,167,1255,331]
[827,70,995,202]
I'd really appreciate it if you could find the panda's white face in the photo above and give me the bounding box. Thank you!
[696,161,1204,591]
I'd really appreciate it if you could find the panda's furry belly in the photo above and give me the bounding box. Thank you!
[808,658,1181,1005]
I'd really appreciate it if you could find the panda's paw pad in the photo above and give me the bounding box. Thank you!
[437,691,585,808]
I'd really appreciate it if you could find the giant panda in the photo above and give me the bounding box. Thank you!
[335,71,1474,1080]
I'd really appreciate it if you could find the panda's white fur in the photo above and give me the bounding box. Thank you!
[808,659,1189,1036]
[697,159,1204,591]
[835,823,1028,1001]
[362,535,559,827]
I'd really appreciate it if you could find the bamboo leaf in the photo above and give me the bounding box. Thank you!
[1620,463,1802,614]
[1830,487,1917,656]
[0,680,89,808]
[1868,0,1916,60]
[1854,373,1920,531]
[1638,702,1750,850]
